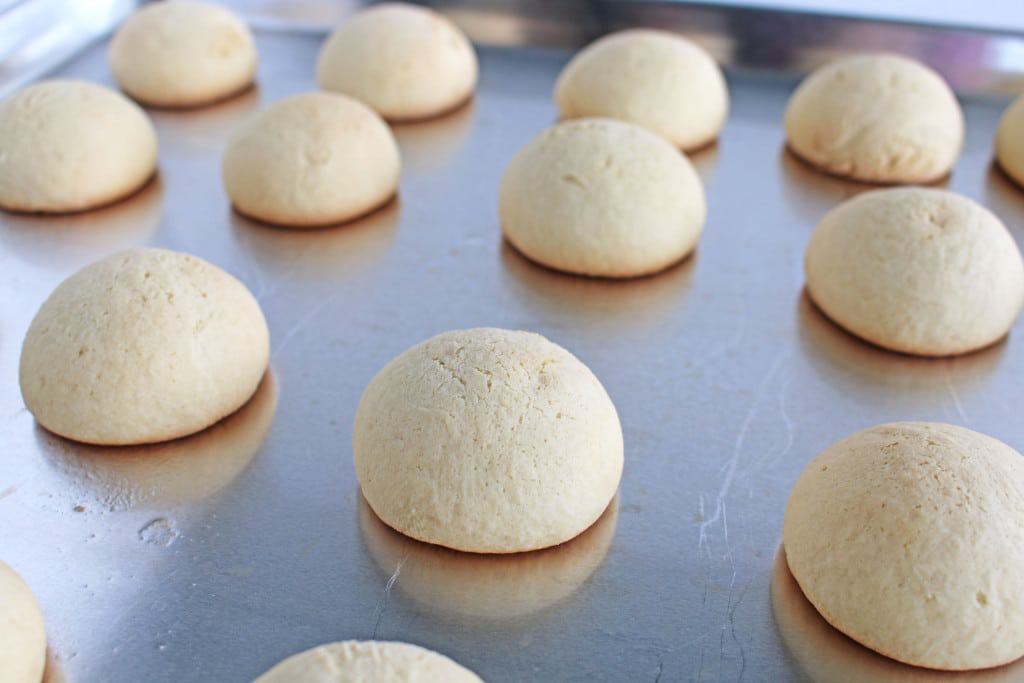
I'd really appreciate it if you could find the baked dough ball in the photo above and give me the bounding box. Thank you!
[316,3,478,121]
[254,641,481,682]
[20,248,270,446]
[995,94,1024,189]
[109,0,257,108]
[0,80,157,213]
[785,54,963,183]
[353,328,623,553]
[785,422,1024,671]
[554,29,728,150]
[805,188,1024,356]
[0,561,46,683]
[499,118,706,278]
[222,92,400,227]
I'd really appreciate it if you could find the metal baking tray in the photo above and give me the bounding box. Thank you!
[3,2,1024,681]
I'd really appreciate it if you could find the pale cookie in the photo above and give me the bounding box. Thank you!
[499,118,706,278]
[0,561,46,683]
[222,92,400,227]
[0,80,157,213]
[784,422,1024,671]
[996,94,1024,189]
[20,248,270,446]
[254,641,481,682]
[805,188,1024,356]
[353,328,623,554]
[316,3,478,121]
[109,0,257,108]
[555,29,728,151]
[784,54,963,183]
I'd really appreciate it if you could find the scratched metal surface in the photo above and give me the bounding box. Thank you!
[3,16,1024,683]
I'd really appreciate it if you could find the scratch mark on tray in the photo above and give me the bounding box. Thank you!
[727,574,751,682]
[698,352,787,555]
[698,315,747,372]
[945,366,969,425]
[371,555,407,638]
[273,292,339,359]
[770,375,795,466]
[721,501,734,573]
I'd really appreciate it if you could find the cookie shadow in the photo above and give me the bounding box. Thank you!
[230,197,400,281]
[0,175,163,272]
[796,290,1005,399]
[357,493,618,620]
[777,146,949,226]
[35,371,277,512]
[391,98,476,172]
[499,239,697,331]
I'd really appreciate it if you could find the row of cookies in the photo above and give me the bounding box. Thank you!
[0,2,476,218]
[6,2,1024,220]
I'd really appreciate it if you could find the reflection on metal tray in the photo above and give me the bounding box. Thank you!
[2,2,1024,682]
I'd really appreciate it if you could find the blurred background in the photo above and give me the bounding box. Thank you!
[700,0,1024,32]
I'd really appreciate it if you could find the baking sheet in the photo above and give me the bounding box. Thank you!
[3,8,1024,683]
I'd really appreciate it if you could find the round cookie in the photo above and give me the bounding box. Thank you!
[0,561,46,683]
[353,328,623,554]
[554,29,728,151]
[316,3,478,121]
[222,92,400,227]
[0,80,157,213]
[784,54,963,184]
[784,422,1024,671]
[255,641,481,682]
[499,118,706,278]
[20,248,270,446]
[996,94,1024,189]
[109,0,257,108]
[805,188,1024,356]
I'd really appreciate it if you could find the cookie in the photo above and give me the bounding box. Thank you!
[784,422,1024,670]
[255,641,481,682]
[0,561,46,683]
[109,0,257,108]
[784,54,963,184]
[316,3,477,121]
[222,92,400,227]
[353,328,623,553]
[805,188,1024,356]
[996,94,1024,189]
[555,29,728,151]
[0,80,157,213]
[499,118,706,278]
[20,248,270,445]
